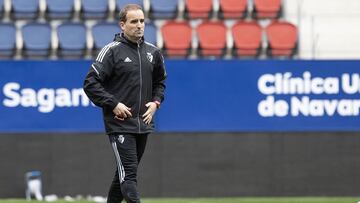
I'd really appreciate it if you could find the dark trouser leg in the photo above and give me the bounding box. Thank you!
[107,170,123,203]
[107,135,124,203]
[108,134,148,203]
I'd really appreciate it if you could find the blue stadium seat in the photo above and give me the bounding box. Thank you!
[116,0,144,16]
[92,22,119,54]
[81,0,108,19]
[22,23,52,57]
[46,0,74,19]
[0,0,4,18]
[57,22,87,58]
[149,0,178,19]
[0,23,16,58]
[12,0,39,19]
[144,22,157,46]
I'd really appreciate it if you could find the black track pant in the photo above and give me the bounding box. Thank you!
[107,133,148,203]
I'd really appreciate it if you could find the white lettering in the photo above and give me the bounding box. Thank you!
[323,100,337,116]
[56,88,72,107]
[258,96,288,117]
[37,89,55,113]
[309,99,324,116]
[72,89,90,106]
[324,77,339,94]
[258,72,339,95]
[3,82,20,107]
[258,74,275,95]
[2,82,94,113]
[342,73,360,94]
[338,100,353,116]
[21,88,37,107]
[291,96,309,116]
[291,96,360,116]
[311,77,324,94]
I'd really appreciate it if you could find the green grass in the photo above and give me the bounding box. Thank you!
[0,197,359,203]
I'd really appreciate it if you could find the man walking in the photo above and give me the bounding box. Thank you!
[83,4,167,203]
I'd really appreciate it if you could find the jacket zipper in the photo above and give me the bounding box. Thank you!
[137,42,142,133]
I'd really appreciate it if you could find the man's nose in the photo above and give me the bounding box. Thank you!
[136,21,143,27]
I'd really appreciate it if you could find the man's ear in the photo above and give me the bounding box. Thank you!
[119,21,124,31]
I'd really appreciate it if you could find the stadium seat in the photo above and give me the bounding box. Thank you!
[46,0,74,19]
[46,0,74,20]
[12,0,39,19]
[144,22,157,46]
[219,0,247,19]
[253,0,282,19]
[0,23,16,58]
[0,0,4,18]
[149,0,178,19]
[185,0,213,19]
[196,21,227,57]
[161,21,192,57]
[265,21,298,57]
[116,0,144,18]
[231,21,262,57]
[81,0,108,19]
[57,22,87,58]
[92,22,119,55]
[22,23,52,58]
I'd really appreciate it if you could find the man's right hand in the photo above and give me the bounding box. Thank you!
[113,103,132,121]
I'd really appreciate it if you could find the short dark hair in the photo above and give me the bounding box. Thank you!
[119,4,143,23]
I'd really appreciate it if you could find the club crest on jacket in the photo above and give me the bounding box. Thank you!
[146,52,153,63]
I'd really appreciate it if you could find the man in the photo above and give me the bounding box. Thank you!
[83,4,166,203]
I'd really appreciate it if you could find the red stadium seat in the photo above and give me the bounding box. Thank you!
[196,21,227,57]
[231,21,262,57]
[253,0,282,19]
[161,21,192,57]
[185,0,213,19]
[266,21,298,57]
[219,0,247,19]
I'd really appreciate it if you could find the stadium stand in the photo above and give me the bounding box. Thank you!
[92,22,119,55]
[0,0,302,59]
[265,21,298,57]
[11,0,39,19]
[184,0,213,19]
[196,21,227,57]
[253,0,282,19]
[21,22,52,58]
[0,23,16,58]
[231,20,262,57]
[46,0,74,20]
[219,0,248,19]
[57,22,87,58]
[149,0,178,19]
[161,21,192,57]
[81,0,109,19]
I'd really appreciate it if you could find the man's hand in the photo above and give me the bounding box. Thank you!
[143,102,157,124]
[113,103,132,121]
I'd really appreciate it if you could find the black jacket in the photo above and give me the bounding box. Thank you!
[83,33,166,134]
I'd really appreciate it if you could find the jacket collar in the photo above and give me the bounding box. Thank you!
[114,33,144,47]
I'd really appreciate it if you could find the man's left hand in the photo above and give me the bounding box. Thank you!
[143,102,157,125]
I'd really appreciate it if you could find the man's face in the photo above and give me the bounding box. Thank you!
[120,9,145,42]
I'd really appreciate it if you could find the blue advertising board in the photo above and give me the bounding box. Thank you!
[0,60,359,132]
[158,60,360,132]
[0,60,103,132]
